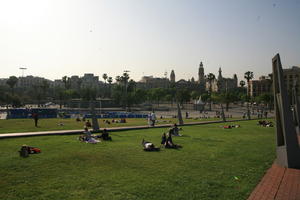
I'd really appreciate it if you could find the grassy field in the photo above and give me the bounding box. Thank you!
[0,117,232,134]
[0,120,275,200]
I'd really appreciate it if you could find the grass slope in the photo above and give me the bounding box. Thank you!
[0,117,228,134]
[0,120,275,200]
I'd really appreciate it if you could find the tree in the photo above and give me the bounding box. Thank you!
[239,80,245,88]
[176,89,191,106]
[6,76,18,95]
[244,71,254,96]
[107,77,113,97]
[62,76,71,89]
[244,71,254,119]
[41,80,50,102]
[190,91,200,100]
[102,73,108,84]
[256,93,274,111]
[149,88,165,106]
[206,73,215,111]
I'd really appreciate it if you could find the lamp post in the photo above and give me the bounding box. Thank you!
[19,67,27,88]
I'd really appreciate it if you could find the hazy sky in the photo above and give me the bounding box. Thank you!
[0,0,299,82]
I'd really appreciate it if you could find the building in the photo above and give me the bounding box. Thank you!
[249,76,272,97]
[206,67,238,92]
[81,73,100,88]
[283,66,300,95]
[137,76,170,89]
[17,76,52,88]
[0,78,8,86]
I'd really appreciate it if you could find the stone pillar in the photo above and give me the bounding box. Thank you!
[177,102,184,125]
[272,54,300,169]
[90,100,99,131]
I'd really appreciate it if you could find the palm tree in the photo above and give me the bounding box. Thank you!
[62,76,70,89]
[239,80,245,88]
[6,76,18,95]
[244,71,254,96]
[115,76,121,84]
[102,73,108,84]
[206,73,215,111]
[107,77,113,98]
[244,71,254,119]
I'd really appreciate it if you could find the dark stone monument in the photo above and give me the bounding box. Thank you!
[272,53,300,169]
[90,100,99,131]
[292,80,300,134]
[220,104,226,122]
[177,102,184,125]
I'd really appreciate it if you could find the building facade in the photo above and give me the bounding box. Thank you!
[206,67,238,92]
[283,66,300,95]
[249,76,272,97]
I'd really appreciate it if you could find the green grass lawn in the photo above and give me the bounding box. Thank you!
[0,117,231,134]
[0,120,275,200]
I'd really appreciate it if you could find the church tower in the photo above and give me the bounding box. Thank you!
[218,67,223,80]
[233,74,238,87]
[198,62,205,83]
[170,70,175,83]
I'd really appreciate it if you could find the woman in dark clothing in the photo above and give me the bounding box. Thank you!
[101,129,112,141]
[161,133,167,146]
[165,132,182,149]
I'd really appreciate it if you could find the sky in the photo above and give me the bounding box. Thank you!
[0,0,300,82]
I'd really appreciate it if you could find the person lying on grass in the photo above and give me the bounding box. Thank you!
[142,139,160,151]
[257,120,273,127]
[164,132,182,149]
[223,124,240,129]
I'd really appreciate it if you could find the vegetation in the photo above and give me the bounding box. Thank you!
[0,120,275,200]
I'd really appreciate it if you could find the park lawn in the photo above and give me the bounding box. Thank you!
[0,117,230,134]
[0,120,275,200]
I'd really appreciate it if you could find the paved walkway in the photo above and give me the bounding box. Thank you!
[0,119,245,139]
[248,163,300,200]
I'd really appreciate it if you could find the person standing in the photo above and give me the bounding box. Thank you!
[151,112,156,126]
[32,112,39,127]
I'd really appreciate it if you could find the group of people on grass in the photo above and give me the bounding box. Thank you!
[257,120,273,127]
[142,124,182,151]
[79,127,112,143]
[223,124,241,129]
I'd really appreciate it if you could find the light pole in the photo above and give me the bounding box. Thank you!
[19,67,27,77]
[19,67,27,88]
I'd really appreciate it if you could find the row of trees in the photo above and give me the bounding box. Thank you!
[0,71,274,111]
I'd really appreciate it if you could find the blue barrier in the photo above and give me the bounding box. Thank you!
[7,108,58,119]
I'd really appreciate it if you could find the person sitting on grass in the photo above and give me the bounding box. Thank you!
[171,123,182,136]
[101,129,112,141]
[161,133,167,147]
[142,139,160,151]
[85,120,92,128]
[164,133,182,149]
[80,127,100,144]
[80,127,92,141]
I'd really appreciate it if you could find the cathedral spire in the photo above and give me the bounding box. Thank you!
[218,67,222,80]
[198,61,204,83]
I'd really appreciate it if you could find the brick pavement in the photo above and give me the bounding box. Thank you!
[248,163,300,200]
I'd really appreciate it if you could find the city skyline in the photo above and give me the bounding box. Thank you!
[1,0,300,82]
